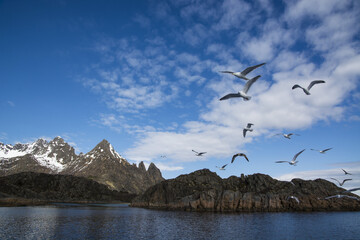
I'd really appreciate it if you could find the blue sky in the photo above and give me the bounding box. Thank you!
[1,0,360,191]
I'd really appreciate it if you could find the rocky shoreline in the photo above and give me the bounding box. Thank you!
[0,197,129,207]
[131,169,360,212]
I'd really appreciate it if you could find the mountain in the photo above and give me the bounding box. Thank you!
[0,172,136,206]
[0,137,164,194]
[131,169,360,212]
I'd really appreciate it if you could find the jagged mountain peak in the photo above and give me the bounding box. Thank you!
[52,136,65,143]
[85,139,127,163]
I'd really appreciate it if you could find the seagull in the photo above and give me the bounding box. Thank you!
[220,63,266,81]
[342,169,352,175]
[243,123,254,137]
[231,153,249,163]
[342,188,360,193]
[287,196,300,204]
[220,75,261,101]
[292,80,325,95]
[273,133,300,139]
[311,148,332,154]
[330,178,352,186]
[216,164,228,170]
[325,194,359,201]
[192,150,206,156]
[160,155,167,158]
[275,149,305,166]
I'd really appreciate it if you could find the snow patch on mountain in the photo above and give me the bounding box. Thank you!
[0,138,69,172]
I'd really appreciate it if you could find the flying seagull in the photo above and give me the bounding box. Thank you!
[192,150,206,156]
[216,164,228,170]
[325,194,359,201]
[231,153,249,163]
[311,148,332,154]
[287,196,300,204]
[275,149,305,166]
[292,80,325,95]
[342,169,352,175]
[220,75,261,101]
[342,188,360,193]
[219,63,266,81]
[243,123,254,137]
[330,178,352,186]
[273,133,300,139]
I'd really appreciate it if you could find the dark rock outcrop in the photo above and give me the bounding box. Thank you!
[0,172,136,204]
[131,169,360,212]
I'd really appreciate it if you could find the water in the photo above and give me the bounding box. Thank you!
[0,204,359,240]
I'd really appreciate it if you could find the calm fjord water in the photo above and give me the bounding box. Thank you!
[0,204,359,240]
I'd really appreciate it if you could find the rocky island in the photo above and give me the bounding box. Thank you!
[131,169,360,212]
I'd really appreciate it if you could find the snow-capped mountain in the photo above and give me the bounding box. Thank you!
[0,137,164,194]
[0,137,77,172]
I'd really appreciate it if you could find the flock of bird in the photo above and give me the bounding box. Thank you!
[191,62,359,202]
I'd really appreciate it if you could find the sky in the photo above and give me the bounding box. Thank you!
[1,0,360,193]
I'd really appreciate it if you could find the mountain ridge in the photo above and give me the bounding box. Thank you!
[0,137,164,194]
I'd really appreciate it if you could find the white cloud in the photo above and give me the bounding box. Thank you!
[83,0,360,173]
[7,101,15,107]
[133,14,151,28]
[183,23,209,46]
[237,19,295,62]
[0,132,7,141]
[284,0,353,22]
[214,0,251,31]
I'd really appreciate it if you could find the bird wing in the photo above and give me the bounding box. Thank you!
[322,148,333,152]
[192,150,199,154]
[292,149,305,162]
[243,75,261,93]
[310,149,320,152]
[275,161,289,163]
[292,84,303,90]
[342,179,353,185]
[287,133,294,137]
[219,70,234,74]
[198,152,206,155]
[220,93,241,101]
[330,178,340,185]
[231,154,238,163]
[343,187,360,193]
[242,153,249,162]
[222,164,228,168]
[325,195,337,200]
[288,196,300,203]
[231,153,249,163]
[246,123,254,128]
[307,80,325,90]
[241,63,266,76]
[243,129,247,137]
[345,196,360,201]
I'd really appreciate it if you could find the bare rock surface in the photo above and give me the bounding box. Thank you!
[131,169,360,212]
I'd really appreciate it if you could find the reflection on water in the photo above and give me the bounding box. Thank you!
[1,205,360,239]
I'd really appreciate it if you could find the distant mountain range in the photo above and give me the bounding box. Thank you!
[0,137,164,194]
